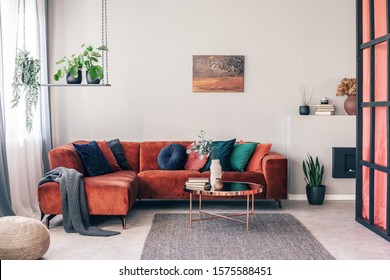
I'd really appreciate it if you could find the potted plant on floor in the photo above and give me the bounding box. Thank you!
[302,154,326,205]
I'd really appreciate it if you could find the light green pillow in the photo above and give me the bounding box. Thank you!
[230,143,258,171]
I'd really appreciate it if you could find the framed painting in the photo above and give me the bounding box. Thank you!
[192,55,244,92]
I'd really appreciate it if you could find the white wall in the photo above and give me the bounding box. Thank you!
[48,0,356,193]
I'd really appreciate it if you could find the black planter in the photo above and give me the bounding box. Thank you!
[306,185,326,205]
[299,105,310,115]
[86,70,101,84]
[66,70,82,84]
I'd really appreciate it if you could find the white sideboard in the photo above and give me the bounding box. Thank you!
[287,115,356,200]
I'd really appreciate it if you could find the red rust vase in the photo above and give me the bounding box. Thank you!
[344,95,356,115]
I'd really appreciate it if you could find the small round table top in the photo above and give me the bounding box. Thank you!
[183,181,263,196]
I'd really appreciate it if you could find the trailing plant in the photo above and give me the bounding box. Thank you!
[12,49,41,133]
[187,130,213,159]
[53,53,84,81]
[82,44,108,81]
[302,154,324,187]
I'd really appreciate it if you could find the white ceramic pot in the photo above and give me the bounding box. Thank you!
[210,159,222,187]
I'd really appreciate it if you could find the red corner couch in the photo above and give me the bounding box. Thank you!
[38,141,287,229]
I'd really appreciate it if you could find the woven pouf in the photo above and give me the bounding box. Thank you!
[0,216,50,260]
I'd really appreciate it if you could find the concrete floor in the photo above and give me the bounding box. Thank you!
[42,200,390,260]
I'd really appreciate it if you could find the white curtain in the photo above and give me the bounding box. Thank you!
[0,0,49,219]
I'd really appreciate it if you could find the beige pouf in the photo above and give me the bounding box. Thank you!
[0,216,50,260]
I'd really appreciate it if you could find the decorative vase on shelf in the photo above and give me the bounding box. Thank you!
[299,105,310,115]
[344,95,356,115]
[66,70,82,84]
[210,159,222,188]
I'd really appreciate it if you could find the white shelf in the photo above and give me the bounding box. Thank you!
[40,84,111,87]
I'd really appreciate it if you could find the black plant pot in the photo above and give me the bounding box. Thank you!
[86,70,101,84]
[66,71,82,84]
[299,105,310,115]
[306,185,326,205]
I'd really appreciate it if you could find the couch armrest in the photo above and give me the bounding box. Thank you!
[48,143,85,175]
[262,152,287,200]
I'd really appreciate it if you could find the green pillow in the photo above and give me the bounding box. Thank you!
[230,143,258,171]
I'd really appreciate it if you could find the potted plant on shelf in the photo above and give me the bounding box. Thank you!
[82,44,108,84]
[302,154,326,205]
[53,53,84,84]
[299,86,312,115]
[11,49,41,133]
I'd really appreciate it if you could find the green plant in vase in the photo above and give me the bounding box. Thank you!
[53,53,84,83]
[12,49,41,133]
[82,44,108,83]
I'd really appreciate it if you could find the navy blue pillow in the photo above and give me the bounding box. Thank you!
[157,144,187,170]
[107,139,131,170]
[73,141,113,176]
[201,139,236,172]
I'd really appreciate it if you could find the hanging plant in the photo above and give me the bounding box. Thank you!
[11,49,41,133]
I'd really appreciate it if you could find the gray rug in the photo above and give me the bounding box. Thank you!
[141,213,334,260]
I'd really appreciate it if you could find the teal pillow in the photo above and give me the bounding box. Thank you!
[230,142,258,171]
[201,139,236,171]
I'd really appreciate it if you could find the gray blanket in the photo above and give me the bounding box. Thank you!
[39,167,119,236]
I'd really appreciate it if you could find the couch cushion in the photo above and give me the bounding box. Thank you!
[38,170,138,216]
[158,144,187,170]
[230,142,257,171]
[83,170,138,215]
[97,141,121,171]
[138,170,202,199]
[184,144,209,171]
[108,139,132,170]
[140,141,192,171]
[73,141,113,176]
[245,143,272,172]
[121,142,140,172]
[201,139,236,171]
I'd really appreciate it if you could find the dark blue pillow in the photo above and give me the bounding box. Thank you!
[107,139,131,170]
[201,139,236,172]
[73,141,113,176]
[157,144,187,170]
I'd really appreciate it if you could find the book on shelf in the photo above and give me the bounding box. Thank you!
[315,111,334,115]
[315,108,335,112]
[315,104,334,108]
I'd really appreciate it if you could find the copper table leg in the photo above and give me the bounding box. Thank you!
[246,194,250,231]
[199,194,202,220]
[189,193,192,229]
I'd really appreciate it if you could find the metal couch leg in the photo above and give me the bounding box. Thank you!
[45,214,56,228]
[118,215,126,229]
[275,199,282,208]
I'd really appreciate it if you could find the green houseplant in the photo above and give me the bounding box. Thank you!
[82,44,108,84]
[302,154,326,205]
[53,53,84,84]
[12,49,41,133]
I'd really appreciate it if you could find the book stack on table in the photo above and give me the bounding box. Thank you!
[315,104,335,115]
[185,178,211,190]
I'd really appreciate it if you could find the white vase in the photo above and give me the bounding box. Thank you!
[210,159,222,187]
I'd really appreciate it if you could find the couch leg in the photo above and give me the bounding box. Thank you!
[275,199,282,209]
[45,214,56,228]
[118,215,126,229]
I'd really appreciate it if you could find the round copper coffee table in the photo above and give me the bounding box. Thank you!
[183,181,263,231]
